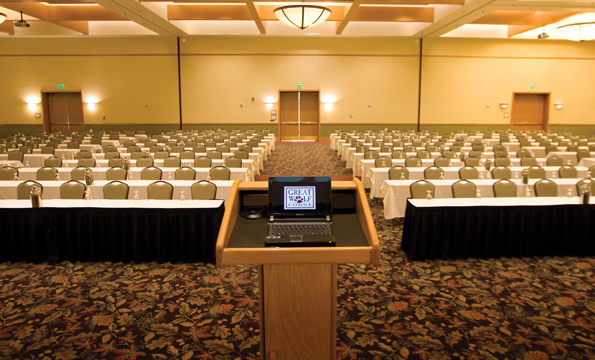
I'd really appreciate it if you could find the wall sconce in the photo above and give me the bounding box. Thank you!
[499,103,508,109]
[86,102,97,110]
[28,103,38,110]
[324,102,333,110]
[265,102,275,109]
[554,103,564,110]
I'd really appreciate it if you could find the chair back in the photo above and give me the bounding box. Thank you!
[494,157,511,167]
[403,145,415,153]
[44,156,62,168]
[424,166,444,180]
[136,157,154,167]
[66,142,79,149]
[129,151,147,160]
[207,150,223,160]
[103,180,130,200]
[37,166,59,181]
[493,179,517,197]
[527,165,546,179]
[209,166,231,180]
[174,167,196,180]
[75,150,93,159]
[405,157,421,167]
[534,179,558,197]
[234,150,249,159]
[150,145,164,153]
[164,156,182,168]
[154,150,170,159]
[217,145,231,153]
[147,181,173,200]
[375,157,392,168]
[224,156,243,168]
[7,151,24,162]
[60,180,87,199]
[191,180,218,200]
[103,145,118,153]
[180,150,195,160]
[108,157,126,168]
[104,151,120,160]
[70,166,88,181]
[521,156,538,166]
[491,166,511,180]
[434,156,450,167]
[441,150,455,159]
[577,149,591,161]
[17,180,43,199]
[388,166,408,180]
[459,166,479,180]
[127,145,141,153]
[193,145,207,153]
[391,150,406,159]
[141,166,163,180]
[410,180,435,199]
[77,157,96,168]
[40,146,55,155]
[106,166,128,180]
[193,156,212,168]
[546,156,563,166]
[452,180,477,198]
[517,149,532,158]
[576,178,593,196]
[546,145,558,154]
[558,165,578,179]
[171,145,185,153]
[464,157,480,167]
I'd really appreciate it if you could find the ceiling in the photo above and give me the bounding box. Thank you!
[0,0,594,39]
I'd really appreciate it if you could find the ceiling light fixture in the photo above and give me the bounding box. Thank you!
[537,25,549,39]
[0,13,6,25]
[274,3,331,30]
[556,22,595,41]
[14,11,30,28]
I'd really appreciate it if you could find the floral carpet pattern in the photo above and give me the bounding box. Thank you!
[1,142,595,360]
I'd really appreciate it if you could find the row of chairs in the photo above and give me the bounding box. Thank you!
[387,165,594,180]
[16,179,218,200]
[34,154,244,169]
[410,178,593,198]
[0,165,233,181]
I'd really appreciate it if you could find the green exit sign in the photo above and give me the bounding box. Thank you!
[295,83,303,89]
[57,84,65,89]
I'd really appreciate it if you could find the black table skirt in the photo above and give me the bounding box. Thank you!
[402,201,595,261]
[1,204,225,264]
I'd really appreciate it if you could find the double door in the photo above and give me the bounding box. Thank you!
[42,92,85,133]
[510,93,549,131]
[279,91,319,141]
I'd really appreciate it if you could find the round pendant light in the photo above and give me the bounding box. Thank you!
[556,22,595,41]
[274,4,331,30]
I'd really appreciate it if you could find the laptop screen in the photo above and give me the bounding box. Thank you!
[268,176,332,218]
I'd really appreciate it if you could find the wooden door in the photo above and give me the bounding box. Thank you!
[43,92,85,133]
[279,91,319,141]
[511,93,549,131]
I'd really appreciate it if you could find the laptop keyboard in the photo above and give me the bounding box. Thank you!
[269,222,334,236]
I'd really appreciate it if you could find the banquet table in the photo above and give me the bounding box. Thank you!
[401,197,595,260]
[0,160,24,169]
[0,199,224,263]
[578,158,595,169]
[381,178,588,219]
[547,152,595,166]
[359,159,464,188]
[93,151,264,170]
[0,154,52,168]
[0,180,235,202]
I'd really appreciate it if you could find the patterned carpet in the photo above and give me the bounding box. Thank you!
[1,142,595,360]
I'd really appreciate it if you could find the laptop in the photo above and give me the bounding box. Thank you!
[265,176,336,247]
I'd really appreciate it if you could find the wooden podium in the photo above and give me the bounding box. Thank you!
[216,178,380,360]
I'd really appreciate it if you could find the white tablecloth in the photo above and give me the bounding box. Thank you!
[0,199,223,209]
[0,154,52,168]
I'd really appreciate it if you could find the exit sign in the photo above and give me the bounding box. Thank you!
[57,84,65,89]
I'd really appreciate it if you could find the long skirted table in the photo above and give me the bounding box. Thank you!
[0,199,224,264]
[402,198,595,260]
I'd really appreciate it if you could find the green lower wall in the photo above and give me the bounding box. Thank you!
[549,125,595,136]
[321,124,512,137]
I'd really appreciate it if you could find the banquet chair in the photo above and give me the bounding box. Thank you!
[150,145,164,153]
[122,140,136,148]
[136,156,154,168]
[75,150,93,159]
[239,145,252,153]
[17,180,43,199]
[37,167,59,181]
[191,180,217,200]
[375,157,392,168]
[209,166,231,180]
[527,166,546,179]
[405,157,422,167]
[44,156,62,168]
[493,179,517,197]
[60,180,86,199]
[246,140,259,148]
[127,145,141,153]
[192,145,206,153]
[106,166,127,180]
[130,151,147,160]
[185,141,197,149]
[577,149,591,162]
[175,167,196,180]
[90,137,102,145]
[464,157,480,167]
[355,145,369,153]
[217,145,231,153]
[558,165,578,179]
[424,166,444,180]
[459,166,479,180]
[567,145,579,152]
[7,150,24,163]
[108,134,119,140]
[547,156,564,166]
[194,156,212,168]
[40,146,55,155]
[426,145,438,152]
[224,156,242,168]
[207,150,223,160]
[66,141,79,149]
[205,140,217,148]
[0,166,19,180]
[410,180,435,199]
[452,180,476,198]
[546,145,559,154]
[147,181,173,200]
[103,145,118,153]
[534,179,558,197]
[576,178,593,195]
[492,144,506,153]
[441,150,456,159]
[141,166,162,180]
[517,149,532,158]
[104,151,120,160]
[494,157,511,167]
[380,145,393,152]
[469,150,483,159]
[449,145,461,152]
[434,156,450,167]
[164,156,182,168]
[180,150,195,160]
[491,166,512,180]
[70,166,88,181]
[494,150,509,159]
[154,150,170,160]
[521,156,538,166]
[108,157,126,168]
[589,165,595,177]
[232,150,248,160]
[416,150,430,159]
[18,146,32,154]
[171,145,185,153]
[77,157,96,168]
[388,166,408,180]
[103,180,130,200]
[391,150,406,159]
[403,145,415,153]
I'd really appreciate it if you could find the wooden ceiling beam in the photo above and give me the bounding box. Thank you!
[471,10,576,26]
[352,6,434,22]
[0,2,90,34]
[245,0,266,35]
[0,20,14,35]
[337,0,363,35]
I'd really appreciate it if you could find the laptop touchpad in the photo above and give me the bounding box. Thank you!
[289,235,303,242]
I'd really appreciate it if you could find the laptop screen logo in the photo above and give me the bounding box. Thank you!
[284,186,316,210]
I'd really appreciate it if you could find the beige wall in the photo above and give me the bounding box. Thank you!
[0,35,594,132]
